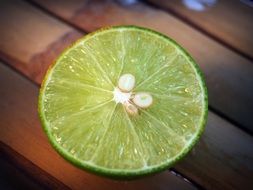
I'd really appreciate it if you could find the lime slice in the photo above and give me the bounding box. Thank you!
[39,26,208,178]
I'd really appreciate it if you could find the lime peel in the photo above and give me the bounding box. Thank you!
[38,25,208,178]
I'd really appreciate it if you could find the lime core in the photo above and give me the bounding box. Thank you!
[114,73,152,115]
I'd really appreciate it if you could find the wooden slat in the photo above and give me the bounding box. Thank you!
[0,62,197,190]
[0,0,82,84]
[1,61,253,190]
[30,0,253,133]
[147,0,253,60]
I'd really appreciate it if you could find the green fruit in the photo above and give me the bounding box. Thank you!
[38,26,208,178]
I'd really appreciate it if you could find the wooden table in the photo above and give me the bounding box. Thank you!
[0,0,253,189]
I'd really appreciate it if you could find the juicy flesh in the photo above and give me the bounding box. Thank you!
[42,29,204,171]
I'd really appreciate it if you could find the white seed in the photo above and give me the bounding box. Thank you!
[124,102,138,115]
[133,92,153,108]
[118,74,135,92]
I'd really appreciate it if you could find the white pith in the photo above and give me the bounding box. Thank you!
[113,87,132,104]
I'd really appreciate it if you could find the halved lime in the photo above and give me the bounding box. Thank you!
[38,26,208,178]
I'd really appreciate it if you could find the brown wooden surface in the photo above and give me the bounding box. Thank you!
[31,0,253,133]
[147,0,253,60]
[0,62,197,190]
[0,0,253,190]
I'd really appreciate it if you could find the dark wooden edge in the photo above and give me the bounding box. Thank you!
[169,169,205,190]
[209,106,253,136]
[0,141,71,190]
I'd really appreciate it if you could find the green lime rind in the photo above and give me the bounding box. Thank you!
[38,25,208,179]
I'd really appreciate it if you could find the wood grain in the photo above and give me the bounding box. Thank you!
[1,61,252,190]
[0,0,82,84]
[0,63,197,190]
[31,0,253,133]
[147,0,253,60]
